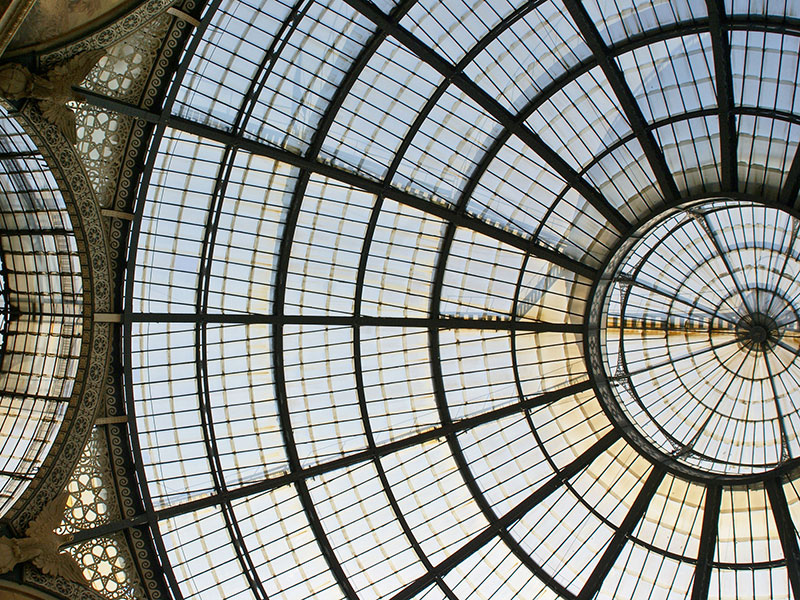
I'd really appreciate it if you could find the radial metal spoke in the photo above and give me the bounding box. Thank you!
[70,379,594,543]
[0,470,34,480]
[765,478,800,600]
[155,115,595,277]
[693,212,752,316]
[125,312,583,333]
[388,431,620,600]
[337,0,630,233]
[782,116,800,206]
[764,352,792,461]
[774,337,800,359]
[677,344,754,455]
[621,335,739,379]
[764,219,800,317]
[619,339,743,460]
[576,467,666,600]
[562,0,680,203]
[618,277,739,328]
[690,484,721,600]
[706,0,738,192]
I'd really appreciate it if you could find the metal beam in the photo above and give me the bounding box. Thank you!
[154,115,595,278]
[691,484,721,600]
[576,467,665,600]
[0,469,33,480]
[76,87,160,123]
[338,0,630,234]
[765,478,800,600]
[338,8,524,584]
[68,379,593,543]
[763,354,792,462]
[232,0,315,136]
[125,312,583,333]
[0,227,73,236]
[0,150,39,160]
[261,3,470,595]
[706,0,738,192]
[695,211,751,314]
[782,148,800,208]
[0,390,71,403]
[562,0,680,203]
[389,431,620,600]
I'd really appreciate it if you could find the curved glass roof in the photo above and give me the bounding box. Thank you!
[0,104,83,517]
[591,199,800,480]
[122,0,800,598]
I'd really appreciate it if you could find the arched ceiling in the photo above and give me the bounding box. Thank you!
[0,102,84,517]
[9,0,800,599]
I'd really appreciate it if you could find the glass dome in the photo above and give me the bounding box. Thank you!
[589,198,800,481]
[121,0,800,598]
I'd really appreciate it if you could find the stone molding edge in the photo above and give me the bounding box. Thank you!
[40,0,176,69]
[0,0,37,57]
[100,7,195,597]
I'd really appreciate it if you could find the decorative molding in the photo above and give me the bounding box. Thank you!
[75,108,135,208]
[40,0,176,69]
[72,11,172,207]
[23,564,107,600]
[82,11,174,104]
[3,0,200,597]
[65,533,144,600]
[55,429,144,600]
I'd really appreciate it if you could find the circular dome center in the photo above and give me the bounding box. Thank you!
[736,312,780,351]
[588,199,800,480]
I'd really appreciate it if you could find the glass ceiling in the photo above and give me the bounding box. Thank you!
[592,200,800,479]
[0,103,83,517]
[121,0,800,598]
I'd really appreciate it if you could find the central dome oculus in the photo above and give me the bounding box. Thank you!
[588,199,800,480]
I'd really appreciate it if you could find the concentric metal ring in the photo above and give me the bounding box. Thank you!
[588,199,800,480]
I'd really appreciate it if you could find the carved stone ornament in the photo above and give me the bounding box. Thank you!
[0,49,104,144]
[0,492,86,585]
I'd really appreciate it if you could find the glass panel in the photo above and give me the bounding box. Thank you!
[584,0,705,46]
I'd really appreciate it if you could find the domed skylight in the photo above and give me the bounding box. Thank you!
[121,1,800,598]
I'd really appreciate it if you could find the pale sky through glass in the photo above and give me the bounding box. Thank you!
[117,0,800,598]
